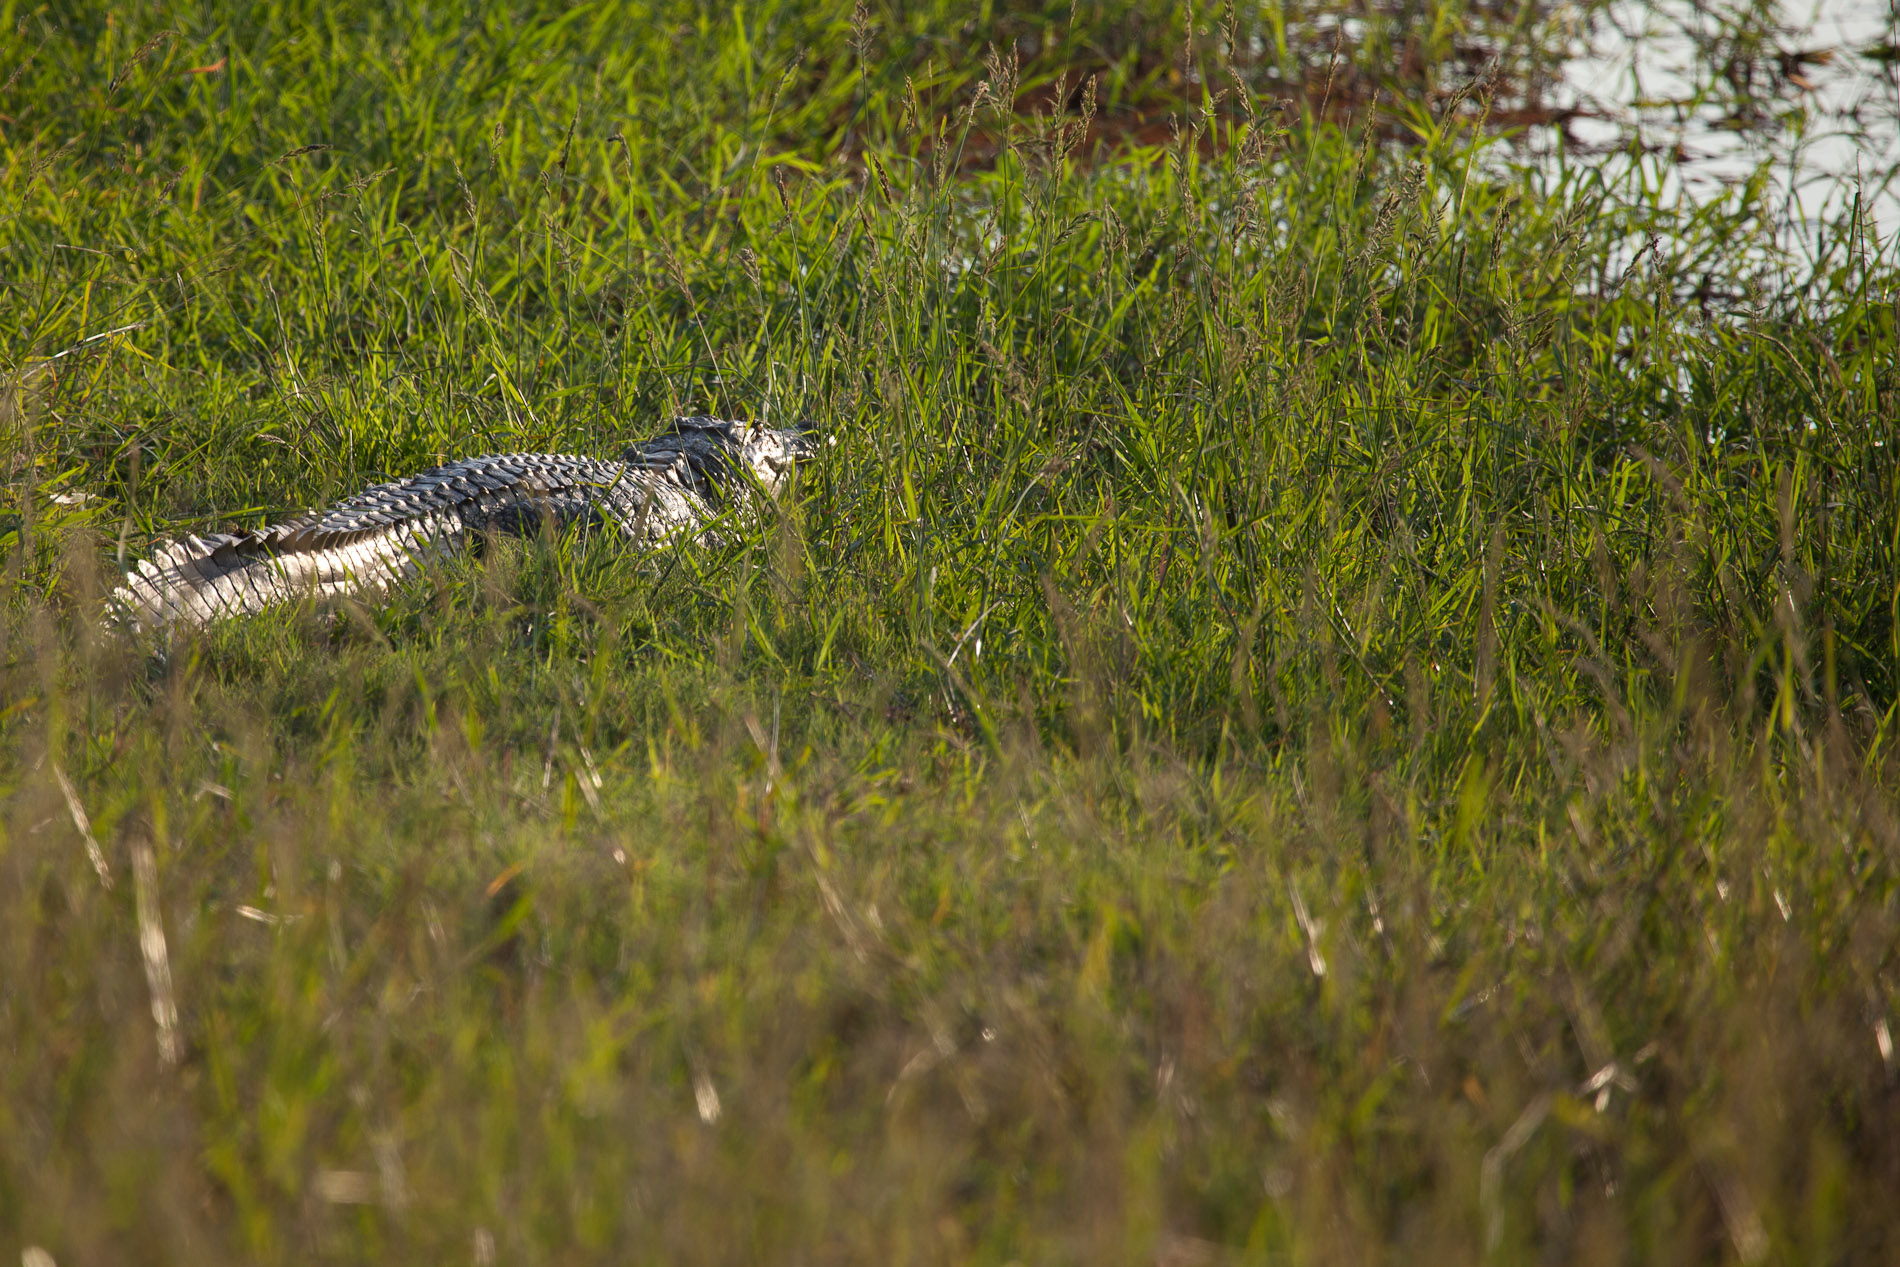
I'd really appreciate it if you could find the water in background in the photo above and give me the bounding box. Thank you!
[1556,0,1900,246]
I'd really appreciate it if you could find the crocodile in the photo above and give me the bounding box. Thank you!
[113,416,814,628]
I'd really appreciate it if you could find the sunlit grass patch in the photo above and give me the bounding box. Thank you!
[3,1,1898,1262]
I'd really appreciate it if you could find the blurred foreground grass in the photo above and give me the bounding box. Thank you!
[3,1,1899,1262]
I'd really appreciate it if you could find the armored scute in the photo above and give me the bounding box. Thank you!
[114,417,813,627]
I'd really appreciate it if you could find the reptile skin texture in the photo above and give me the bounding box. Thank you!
[113,417,813,628]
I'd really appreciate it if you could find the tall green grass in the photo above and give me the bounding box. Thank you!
[3,2,1898,1262]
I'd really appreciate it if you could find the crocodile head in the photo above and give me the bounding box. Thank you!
[624,416,818,496]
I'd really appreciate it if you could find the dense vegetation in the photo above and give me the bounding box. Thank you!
[3,1,1897,1261]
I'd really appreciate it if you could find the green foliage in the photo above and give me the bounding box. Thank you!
[3,1,1898,1262]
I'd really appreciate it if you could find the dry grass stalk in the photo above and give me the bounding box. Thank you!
[51,764,111,889]
[130,841,181,1069]
[312,1170,378,1205]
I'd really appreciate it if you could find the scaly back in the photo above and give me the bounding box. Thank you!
[113,417,814,628]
